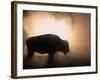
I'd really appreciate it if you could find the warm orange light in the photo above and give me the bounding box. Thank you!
[33,16,71,40]
[24,12,72,40]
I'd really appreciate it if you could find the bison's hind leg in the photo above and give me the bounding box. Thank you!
[27,50,34,59]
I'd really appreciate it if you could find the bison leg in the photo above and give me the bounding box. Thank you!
[48,53,54,67]
[27,50,34,59]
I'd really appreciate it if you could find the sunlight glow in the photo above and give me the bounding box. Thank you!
[33,17,71,40]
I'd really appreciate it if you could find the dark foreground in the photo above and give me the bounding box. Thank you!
[23,45,90,69]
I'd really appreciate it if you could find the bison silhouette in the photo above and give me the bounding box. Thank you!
[26,34,69,66]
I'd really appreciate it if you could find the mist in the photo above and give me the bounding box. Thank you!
[23,11,91,69]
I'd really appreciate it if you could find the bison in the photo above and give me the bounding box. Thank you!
[26,34,69,66]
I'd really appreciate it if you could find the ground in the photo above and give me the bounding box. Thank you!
[23,44,90,69]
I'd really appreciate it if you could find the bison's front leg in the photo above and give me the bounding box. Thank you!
[48,53,54,67]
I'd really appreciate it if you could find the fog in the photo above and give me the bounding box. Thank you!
[23,11,90,69]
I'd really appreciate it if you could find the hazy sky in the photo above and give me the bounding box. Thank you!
[23,11,91,68]
[23,11,90,46]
